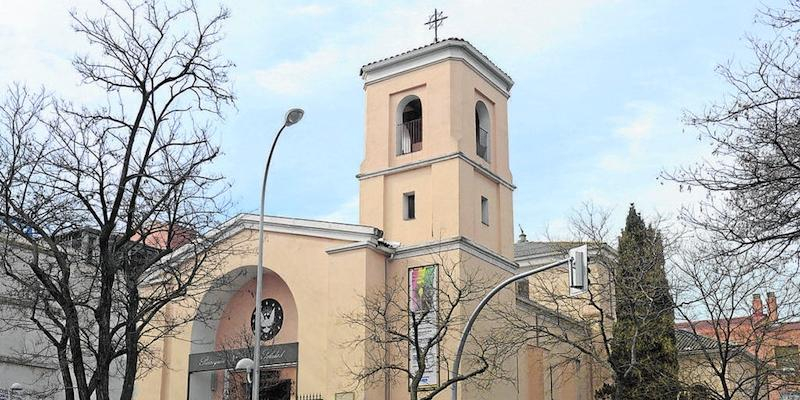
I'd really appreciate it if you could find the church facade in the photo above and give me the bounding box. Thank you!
[134,39,597,400]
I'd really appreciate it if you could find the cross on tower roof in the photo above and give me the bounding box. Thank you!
[425,8,448,43]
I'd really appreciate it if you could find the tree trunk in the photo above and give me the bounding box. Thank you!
[120,271,141,400]
[57,341,76,400]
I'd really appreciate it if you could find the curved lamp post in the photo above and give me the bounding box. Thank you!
[449,257,573,400]
[252,108,304,400]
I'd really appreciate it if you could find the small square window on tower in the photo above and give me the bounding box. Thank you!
[403,192,416,220]
[481,196,489,226]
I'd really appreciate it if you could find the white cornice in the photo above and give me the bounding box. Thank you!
[392,236,518,273]
[326,239,396,256]
[160,214,383,267]
[360,40,514,97]
[357,152,516,190]
[230,214,382,243]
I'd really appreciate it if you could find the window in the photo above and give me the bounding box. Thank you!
[403,192,416,220]
[481,196,489,225]
[776,345,799,372]
[475,101,490,161]
[515,280,529,299]
[397,96,423,155]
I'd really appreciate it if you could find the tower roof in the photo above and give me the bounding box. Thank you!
[359,38,514,96]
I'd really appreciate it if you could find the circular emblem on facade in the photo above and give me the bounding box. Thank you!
[251,298,284,341]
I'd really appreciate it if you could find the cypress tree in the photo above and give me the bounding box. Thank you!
[603,204,679,399]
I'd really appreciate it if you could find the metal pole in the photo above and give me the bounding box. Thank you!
[449,257,571,400]
[252,123,288,400]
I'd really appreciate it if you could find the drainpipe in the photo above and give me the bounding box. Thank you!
[382,240,398,400]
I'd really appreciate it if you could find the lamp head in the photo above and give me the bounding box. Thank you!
[235,358,255,384]
[235,358,254,372]
[284,108,304,126]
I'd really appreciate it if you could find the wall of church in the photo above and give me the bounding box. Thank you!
[456,161,514,259]
[324,243,388,399]
[133,227,387,400]
[215,271,299,349]
[361,62,455,173]
[383,248,523,400]
[515,316,595,400]
[359,57,514,259]
[448,62,512,180]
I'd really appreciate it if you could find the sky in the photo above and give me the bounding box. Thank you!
[0,0,779,241]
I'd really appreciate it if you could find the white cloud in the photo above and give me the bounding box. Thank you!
[613,102,659,150]
[315,195,359,223]
[616,109,654,142]
[246,0,608,96]
[252,47,341,96]
[0,0,136,103]
[597,101,664,172]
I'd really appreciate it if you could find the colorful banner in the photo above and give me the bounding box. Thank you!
[408,265,439,389]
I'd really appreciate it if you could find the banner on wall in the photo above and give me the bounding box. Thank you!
[188,342,299,373]
[408,265,439,389]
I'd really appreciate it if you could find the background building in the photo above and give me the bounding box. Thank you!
[677,294,800,400]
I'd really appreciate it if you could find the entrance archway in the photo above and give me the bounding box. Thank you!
[188,266,299,400]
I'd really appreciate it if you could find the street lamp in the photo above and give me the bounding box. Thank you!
[236,358,254,382]
[252,108,304,400]
[9,383,22,399]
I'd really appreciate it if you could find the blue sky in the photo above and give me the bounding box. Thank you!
[0,0,777,240]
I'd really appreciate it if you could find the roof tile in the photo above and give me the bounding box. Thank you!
[359,38,512,82]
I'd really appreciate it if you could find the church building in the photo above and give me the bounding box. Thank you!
[134,38,597,400]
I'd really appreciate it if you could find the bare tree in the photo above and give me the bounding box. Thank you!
[505,202,687,399]
[674,241,800,400]
[663,1,800,264]
[659,3,800,397]
[0,1,234,400]
[341,252,523,400]
[506,203,620,398]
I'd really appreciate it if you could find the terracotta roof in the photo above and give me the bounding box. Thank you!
[675,316,756,331]
[359,38,513,85]
[676,317,800,334]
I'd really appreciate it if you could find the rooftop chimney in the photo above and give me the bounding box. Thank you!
[753,294,764,318]
[767,292,778,322]
[518,225,527,243]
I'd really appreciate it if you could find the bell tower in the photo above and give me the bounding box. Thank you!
[357,39,515,259]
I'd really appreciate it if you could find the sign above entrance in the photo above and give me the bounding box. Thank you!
[188,342,298,373]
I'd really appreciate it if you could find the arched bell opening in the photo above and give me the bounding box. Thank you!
[396,95,423,155]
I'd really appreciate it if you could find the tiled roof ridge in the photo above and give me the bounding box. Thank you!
[361,38,465,69]
[359,38,511,81]
[675,328,727,352]
[677,316,800,329]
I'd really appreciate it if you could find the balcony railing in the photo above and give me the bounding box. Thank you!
[397,118,422,155]
[477,126,489,160]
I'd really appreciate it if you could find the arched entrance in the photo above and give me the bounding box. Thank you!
[188,266,299,400]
